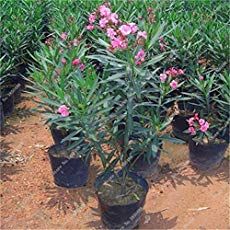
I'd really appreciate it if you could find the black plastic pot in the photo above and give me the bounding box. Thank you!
[172,114,191,142]
[1,84,21,116]
[189,140,228,171]
[14,83,22,104]
[0,101,4,135]
[129,151,160,178]
[1,88,14,116]
[95,171,149,229]
[48,144,90,188]
[50,125,69,144]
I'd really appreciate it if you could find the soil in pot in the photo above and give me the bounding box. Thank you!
[95,171,148,229]
[189,140,228,171]
[172,114,191,142]
[48,144,90,188]
[129,151,160,179]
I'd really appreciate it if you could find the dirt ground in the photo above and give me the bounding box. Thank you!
[1,95,229,229]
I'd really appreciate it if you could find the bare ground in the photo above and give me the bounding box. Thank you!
[1,96,229,229]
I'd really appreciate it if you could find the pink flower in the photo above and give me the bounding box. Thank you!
[119,25,132,36]
[194,113,199,120]
[79,63,85,71]
[111,37,122,49]
[159,36,164,43]
[72,38,79,46]
[109,13,119,25]
[178,69,184,75]
[199,119,205,126]
[72,58,81,66]
[159,73,167,83]
[187,117,195,126]
[107,28,117,39]
[99,5,111,17]
[86,24,95,31]
[200,122,209,132]
[166,67,178,77]
[60,32,68,41]
[61,58,67,65]
[188,126,196,135]
[137,31,147,39]
[135,49,146,65]
[159,43,165,52]
[199,75,204,80]
[99,18,108,28]
[88,12,96,24]
[170,80,178,90]
[128,22,138,33]
[111,36,127,49]
[58,105,70,117]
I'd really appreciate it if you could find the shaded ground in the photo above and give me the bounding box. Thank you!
[1,96,229,229]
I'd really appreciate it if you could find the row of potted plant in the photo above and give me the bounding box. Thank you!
[0,0,53,133]
[28,2,229,229]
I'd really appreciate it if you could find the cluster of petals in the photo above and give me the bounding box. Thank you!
[169,80,178,90]
[159,70,182,90]
[86,5,119,31]
[135,49,146,65]
[60,32,68,41]
[87,4,148,53]
[187,114,210,135]
[137,31,147,40]
[165,67,184,77]
[111,36,128,50]
[72,58,85,71]
[58,105,70,117]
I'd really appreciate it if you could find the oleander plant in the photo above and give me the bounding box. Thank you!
[1,0,229,229]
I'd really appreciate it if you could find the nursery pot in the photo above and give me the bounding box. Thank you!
[1,85,17,116]
[172,114,191,142]
[50,125,69,144]
[48,144,90,188]
[14,83,22,104]
[189,140,228,171]
[129,151,161,178]
[95,171,149,229]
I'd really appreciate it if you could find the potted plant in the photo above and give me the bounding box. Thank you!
[186,113,228,171]
[214,71,229,143]
[28,30,89,142]
[29,58,95,187]
[63,3,184,228]
[28,27,97,187]
[172,69,216,141]
[185,72,229,170]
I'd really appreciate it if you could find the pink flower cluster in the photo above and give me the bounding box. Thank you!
[187,113,210,135]
[135,49,146,65]
[165,67,184,77]
[72,58,85,71]
[87,4,148,65]
[60,32,68,41]
[159,67,184,90]
[58,105,70,117]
